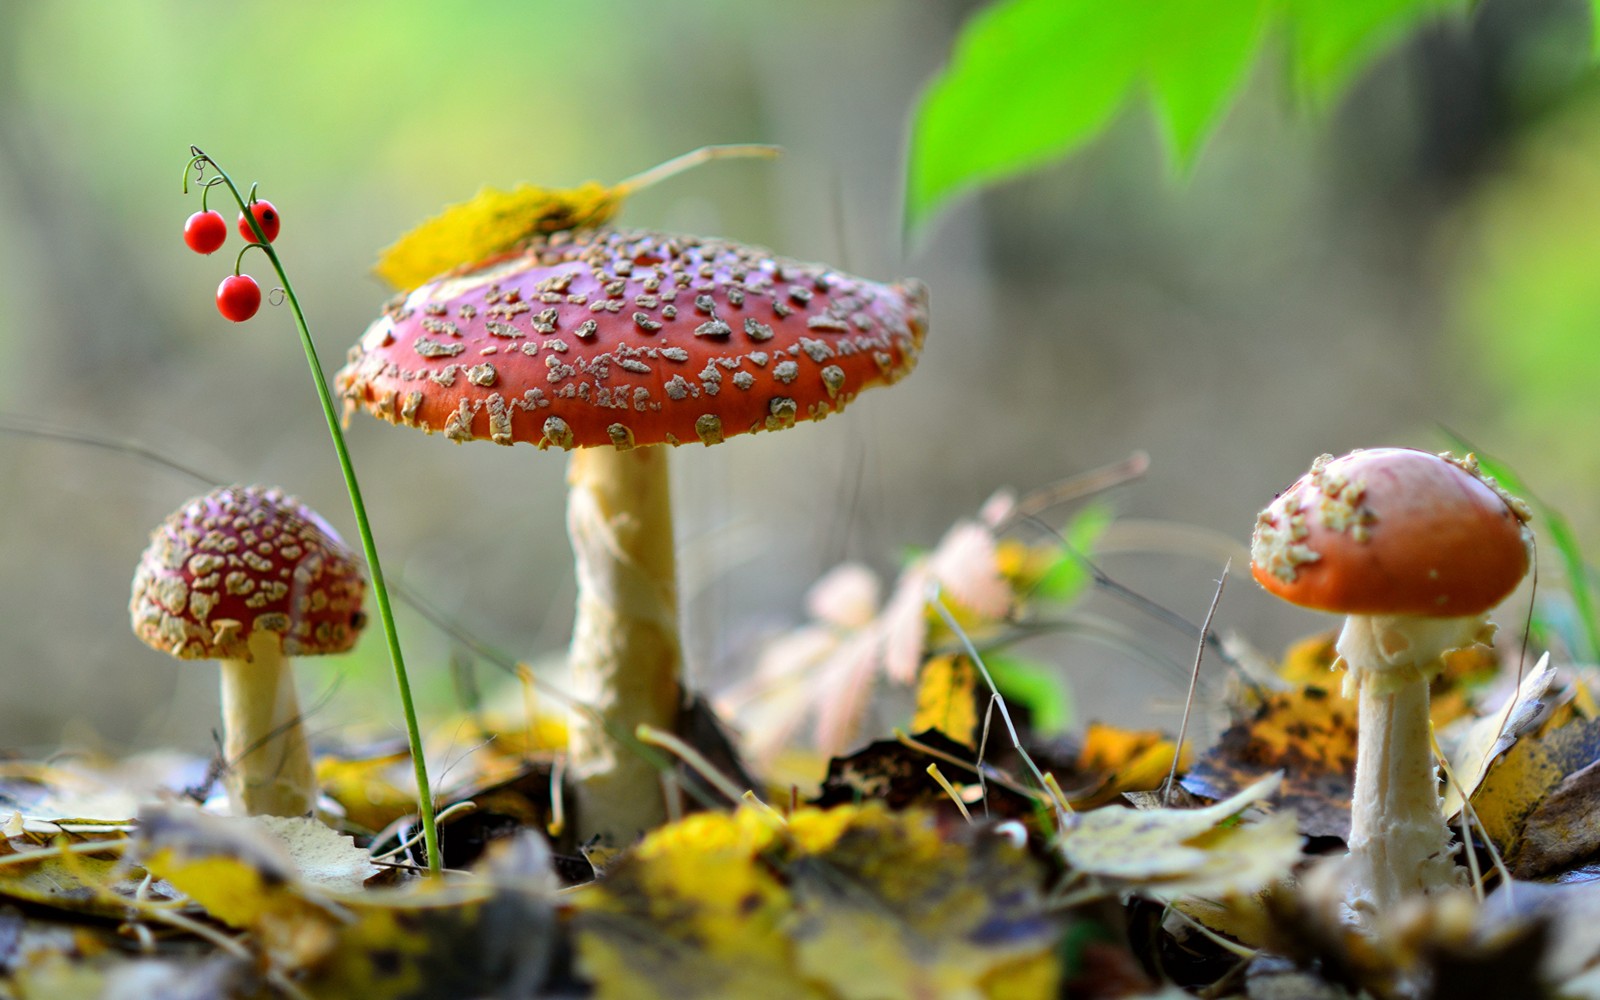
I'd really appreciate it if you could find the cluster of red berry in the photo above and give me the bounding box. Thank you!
[182,201,281,322]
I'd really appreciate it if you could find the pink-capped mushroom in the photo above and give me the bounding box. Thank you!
[131,486,366,817]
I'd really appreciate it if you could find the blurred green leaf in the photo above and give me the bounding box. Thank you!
[1034,503,1114,602]
[905,0,1480,233]
[905,0,1148,233]
[1148,1,1271,169]
[1287,0,1463,108]
[1443,435,1600,663]
[986,653,1073,734]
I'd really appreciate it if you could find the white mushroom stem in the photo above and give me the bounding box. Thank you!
[1337,612,1483,920]
[566,445,682,843]
[218,630,315,817]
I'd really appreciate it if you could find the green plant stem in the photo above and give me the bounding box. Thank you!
[187,148,441,874]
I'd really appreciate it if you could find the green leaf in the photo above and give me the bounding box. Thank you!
[904,0,1487,232]
[1033,502,1115,602]
[905,0,1150,233]
[1442,435,1600,663]
[986,653,1073,734]
[1286,0,1468,108]
[1148,0,1272,169]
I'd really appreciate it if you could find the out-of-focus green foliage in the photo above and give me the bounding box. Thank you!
[905,0,1502,233]
[1032,503,1114,603]
[1447,94,1600,664]
[986,653,1073,735]
[1447,435,1600,663]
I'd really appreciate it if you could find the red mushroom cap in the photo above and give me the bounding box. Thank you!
[130,486,367,661]
[335,228,928,450]
[1250,449,1532,617]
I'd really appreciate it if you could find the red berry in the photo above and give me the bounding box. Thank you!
[184,210,228,254]
[238,200,280,243]
[216,274,262,322]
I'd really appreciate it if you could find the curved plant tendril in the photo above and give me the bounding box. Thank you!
[182,145,442,875]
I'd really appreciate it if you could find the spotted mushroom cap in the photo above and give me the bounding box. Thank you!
[335,228,928,449]
[131,486,367,662]
[1250,448,1532,617]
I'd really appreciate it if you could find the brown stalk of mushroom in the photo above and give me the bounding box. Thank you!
[335,229,927,844]
[1251,449,1531,924]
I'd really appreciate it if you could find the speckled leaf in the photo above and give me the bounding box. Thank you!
[912,654,983,748]
[304,834,558,1000]
[1183,683,1357,840]
[572,805,1061,1000]
[573,808,814,1000]
[374,181,621,290]
[783,807,1060,1000]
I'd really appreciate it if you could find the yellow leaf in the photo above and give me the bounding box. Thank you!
[576,808,802,999]
[374,144,782,291]
[0,845,170,920]
[137,807,360,971]
[304,832,557,1000]
[573,804,1060,1000]
[316,750,421,832]
[1183,684,1357,840]
[1442,653,1562,817]
[1071,722,1185,809]
[783,807,1059,1000]
[1468,716,1600,854]
[912,653,981,748]
[1275,631,1341,689]
[1059,773,1300,898]
[374,182,622,291]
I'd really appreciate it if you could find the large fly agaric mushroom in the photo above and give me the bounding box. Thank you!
[336,228,927,842]
[131,486,367,817]
[1251,448,1531,921]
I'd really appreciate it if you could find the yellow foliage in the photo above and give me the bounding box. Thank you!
[911,654,981,748]
[374,182,622,290]
[1072,722,1185,809]
[1059,773,1300,898]
[1469,717,1600,854]
[0,846,159,920]
[316,751,423,833]
[574,803,1061,1000]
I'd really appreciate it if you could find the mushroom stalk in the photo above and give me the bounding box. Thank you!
[218,630,315,817]
[566,445,681,842]
[1337,613,1477,918]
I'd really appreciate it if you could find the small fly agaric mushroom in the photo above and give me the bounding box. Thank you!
[1251,448,1531,921]
[336,228,927,842]
[131,486,367,817]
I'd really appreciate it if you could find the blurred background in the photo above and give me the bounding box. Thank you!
[2,0,1597,764]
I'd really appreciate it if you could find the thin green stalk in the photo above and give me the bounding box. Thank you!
[185,147,441,874]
